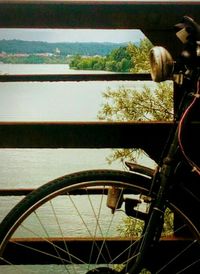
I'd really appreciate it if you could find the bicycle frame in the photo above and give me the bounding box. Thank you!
[127,17,200,273]
[0,16,199,274]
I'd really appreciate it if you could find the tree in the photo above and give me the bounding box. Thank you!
[128,38,153,73]
[98,83,173,122]
[99,39,174,260]
[69,45,133,72]
[97,38,173,164]
[97,82,173,164]
[70,54,82,68]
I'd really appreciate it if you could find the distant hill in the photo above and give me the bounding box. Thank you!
[0,39,129,56]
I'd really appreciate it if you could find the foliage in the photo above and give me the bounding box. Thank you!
[106,46,132,72]
[162,208,174,236]
[128,39,153,73]
[117,208,174,238]
[0,39,126,56]
[70,55,106,70]
[98,82,173,163]
[117,216,144,237]
[95,37,174,273]
[0,55,70,64]
[70,46,132,72]
[98,83,173,122]
[116,208,173,273]
[69,38,152,73]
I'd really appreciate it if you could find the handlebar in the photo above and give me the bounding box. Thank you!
[175,16,200,44]
[149,16,200,83]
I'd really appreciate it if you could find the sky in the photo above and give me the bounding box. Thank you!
[0,29,145,43]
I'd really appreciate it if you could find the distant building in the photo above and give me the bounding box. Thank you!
[0,51,6,57]
[55,48,61,55]
[35,53,53,57]
[12,53,29,57]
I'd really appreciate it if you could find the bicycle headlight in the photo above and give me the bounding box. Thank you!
[149,46,174,82]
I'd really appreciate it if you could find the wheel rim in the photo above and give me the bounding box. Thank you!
[0,172,199,273]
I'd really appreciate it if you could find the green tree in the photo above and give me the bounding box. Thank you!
[98,82,173,164]
[120,58,132,72]
[106,46,132,72]
[98,39,174,269]
[127,38,153,73]
[105,60,116,71]
[70,55,82,68]
[69,45,133,72]
[109,46,132,62]
[98,83,173,122]
[97,37,173,164]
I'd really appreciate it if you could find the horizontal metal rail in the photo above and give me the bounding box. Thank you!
[0,187,140,196]
[0,1,198,30]
[0,2,199,268]
[0,1,199,57]
[2,237,198,265]
[0,121,199,161]
[0,189,33,196]
[0,73,151,82]
[0,121,172,161]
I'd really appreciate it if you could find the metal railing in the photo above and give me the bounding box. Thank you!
[0,0,199,265]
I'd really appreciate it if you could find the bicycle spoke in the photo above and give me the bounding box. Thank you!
[18,223,87,265]
[67,190,111,270]
[34,209,68,269]
[0,170,199,273]
[93,187,123,266]
[156,239,198,273]
[110,236,144,265]
[49,200,74,273]
[176,257,200,274]
[86,186,111,268]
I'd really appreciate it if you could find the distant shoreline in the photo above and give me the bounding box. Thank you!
[0,40,129,58]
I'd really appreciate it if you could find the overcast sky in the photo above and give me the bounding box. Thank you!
[0,29,145,43]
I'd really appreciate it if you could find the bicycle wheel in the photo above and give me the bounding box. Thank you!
[0,169,199,273]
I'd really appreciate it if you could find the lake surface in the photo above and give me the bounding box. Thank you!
[0,63,155,214]
[0,63,154,122]
[0,64,156,273]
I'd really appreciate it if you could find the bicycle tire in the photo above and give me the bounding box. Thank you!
[0,169,199,273]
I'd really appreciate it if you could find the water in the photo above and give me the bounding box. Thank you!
[0,63,155,202]
[0,64,155,273]
[0,63,157,122]
[0,64,118,205]
[0,66,107,121]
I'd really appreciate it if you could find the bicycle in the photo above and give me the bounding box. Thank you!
[0,16,199,273]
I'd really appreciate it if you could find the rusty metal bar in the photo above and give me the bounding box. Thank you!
[0,1,198,30]
[1,237,198,266]
[0,121,199,162]
[0,1,199,56]
[0,187,123,196]
[0,121,172,161]
[0,73,151,82]
[0,189,33,196]
[0,3,199,269]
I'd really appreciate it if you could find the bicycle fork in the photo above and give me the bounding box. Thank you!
[127,130,179,274]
